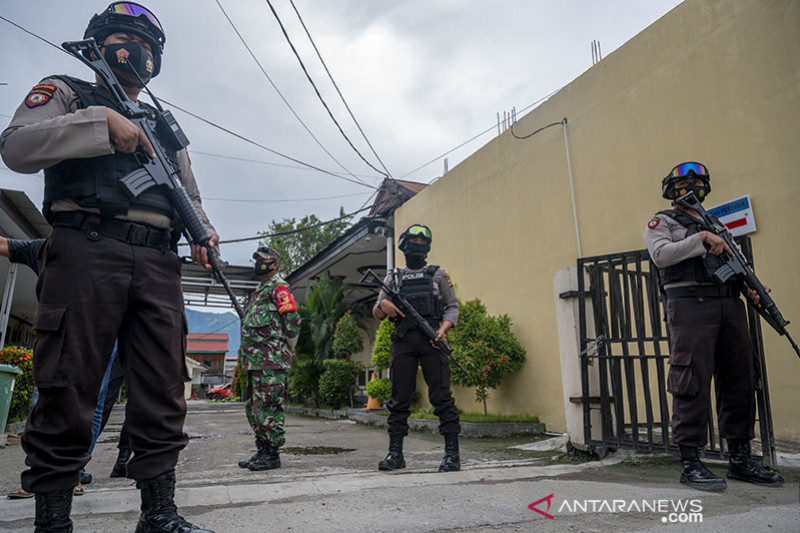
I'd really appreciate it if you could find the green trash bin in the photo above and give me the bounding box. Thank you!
[0,363,23,435]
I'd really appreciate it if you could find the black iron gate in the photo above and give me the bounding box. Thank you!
[576,237,776,464]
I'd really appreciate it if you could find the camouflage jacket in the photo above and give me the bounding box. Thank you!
[239,275,302,371]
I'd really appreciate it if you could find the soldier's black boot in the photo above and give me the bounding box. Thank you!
[109,447,132,478]
[34,489,73,532]
[438,433,461,472]
[378,434,406,471]
[238,438,264,469]
[135,470,214,533]
[727,439,784,486]
[247,439,281,471]
[679,446,726,492]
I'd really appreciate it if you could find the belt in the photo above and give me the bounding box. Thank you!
[665,285,738,299]
[52,212,170,250]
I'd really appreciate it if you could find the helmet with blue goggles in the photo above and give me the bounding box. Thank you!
[661,161,711,200]
[85,2,165,76]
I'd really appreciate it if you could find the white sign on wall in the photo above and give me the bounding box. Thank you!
[706,194,756,237]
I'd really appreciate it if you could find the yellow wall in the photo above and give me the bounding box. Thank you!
[397,0,800,441]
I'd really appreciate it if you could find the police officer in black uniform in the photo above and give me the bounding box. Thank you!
[373,224,461,472]
[1,3,215,532]
[644,162,783,492]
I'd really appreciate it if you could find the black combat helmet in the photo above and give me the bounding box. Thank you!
[397,224,432,254]
[661,161,711,201]
[84,2,165,76]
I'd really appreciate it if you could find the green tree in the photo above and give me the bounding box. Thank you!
[261,208,352,276]
[447,299,527,415]
[332,311,363,359]
[370,317,395,376]
[319,359,363,408]
[287,275,348,407]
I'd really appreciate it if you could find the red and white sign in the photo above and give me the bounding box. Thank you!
[707,194,756,237]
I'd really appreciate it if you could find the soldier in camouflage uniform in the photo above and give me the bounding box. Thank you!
[237,247,302,471]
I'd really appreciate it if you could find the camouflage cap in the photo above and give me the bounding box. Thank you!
[253,246,281,264]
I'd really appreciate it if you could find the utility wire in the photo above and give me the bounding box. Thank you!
[510,120,562,140]
[160,98,378,190]
[203,203,375,245]
[265,0,388,177]
[203,191,371,203]
[288,0,392,178]
[401,88,561,182]
[214,0,371,188]
[189,149,381,180]
[0,15,378,190]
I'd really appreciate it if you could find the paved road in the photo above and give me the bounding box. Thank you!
[1,401,797,532]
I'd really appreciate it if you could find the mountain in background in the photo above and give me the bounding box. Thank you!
[185,308,240,356]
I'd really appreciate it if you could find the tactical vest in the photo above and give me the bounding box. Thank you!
[397,265,444,330]
[42,75,179,224]
[656,208,730,286]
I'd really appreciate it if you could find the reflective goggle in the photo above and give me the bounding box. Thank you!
[668,162,709,179]
[406,225,432,240]
[108,2,163,33]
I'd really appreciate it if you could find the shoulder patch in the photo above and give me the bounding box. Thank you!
[647,217,661,230]
[443,271,453,288]
[274,285,297,315]
[25,83,58,108]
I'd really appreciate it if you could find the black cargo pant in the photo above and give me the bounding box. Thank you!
[386,329,461,436]
[21,226,188,492]
[665,295,756,448]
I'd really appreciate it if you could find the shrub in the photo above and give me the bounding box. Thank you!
[366,377,391,403]
[370,318,394,374]
[447,299,526,414]
[0,346,34,423]
[231,359,247,398]
[332,311,363,358]
[318,359,362,409]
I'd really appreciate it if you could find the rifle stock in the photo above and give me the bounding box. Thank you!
[675,192,799,358]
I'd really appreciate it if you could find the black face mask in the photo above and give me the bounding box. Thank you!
[403,241,429,269]
[103,42,155,84]
[675,183,709,203]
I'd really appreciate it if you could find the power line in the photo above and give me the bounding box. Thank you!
[0,14,378,191]
[189,149,381,180]
[214,0,372,188]
[203,191,371,204]
[161,98,378,190]
[400,88,562,182]
[264,0,388,177]
[203,203,375,245]
[288,0,392,178]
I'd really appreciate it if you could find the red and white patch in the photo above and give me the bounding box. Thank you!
[25,83,57,108]
[116,48,130,62]
[274,285,297,315]
[647,217,661,229]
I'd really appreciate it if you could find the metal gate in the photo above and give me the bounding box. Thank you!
[576,237,776,464]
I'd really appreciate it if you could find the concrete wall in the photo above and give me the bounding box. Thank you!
[396,0,800,441]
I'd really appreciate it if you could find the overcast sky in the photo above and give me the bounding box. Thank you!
[0,0,682,266]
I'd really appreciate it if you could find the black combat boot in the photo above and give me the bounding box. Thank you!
[135,470,214,533]
[247,439,281,471]
[727,439,784,486]
[109,447,132,478]
[439,433,461,472]
[34,489,73,533]
[378,434,406,471]
[679,446,726,492]
[237,438,264,469]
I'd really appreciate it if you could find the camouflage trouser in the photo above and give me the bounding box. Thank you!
[245,369,288,448]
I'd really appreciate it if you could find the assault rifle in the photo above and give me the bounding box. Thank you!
[62,39,244,319]
[676,191,799,358]
[360,268,469,377]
